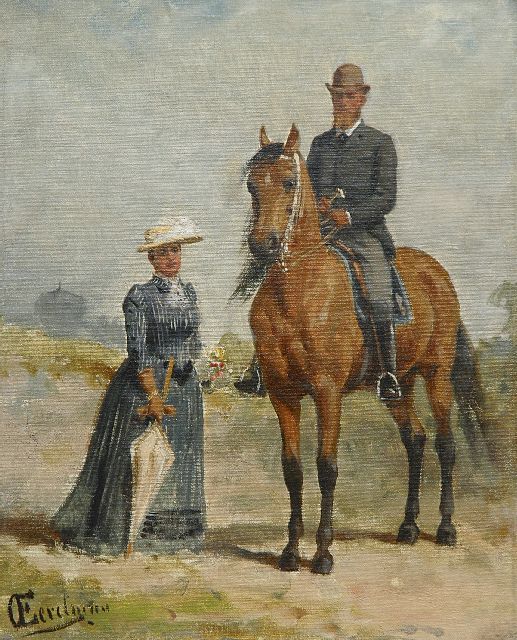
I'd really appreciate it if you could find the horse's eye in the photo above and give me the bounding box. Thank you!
[283,179,296,192]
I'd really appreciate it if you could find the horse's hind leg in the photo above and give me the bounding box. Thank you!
[269,392,304,571]
[387,377,426,544]
[424,366,457,546]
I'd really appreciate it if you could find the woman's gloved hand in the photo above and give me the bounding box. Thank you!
[137,393,176,423]
[329,197,351,227]
[145,394,164,423]
[137,368,175,423]
[173,360,193,386]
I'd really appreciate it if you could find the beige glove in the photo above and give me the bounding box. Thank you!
[136,368,175,423]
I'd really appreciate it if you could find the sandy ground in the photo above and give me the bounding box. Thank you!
[1,364,516,639]
[1,518,516,639]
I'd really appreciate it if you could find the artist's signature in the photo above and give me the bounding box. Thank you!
[7,589,110,635]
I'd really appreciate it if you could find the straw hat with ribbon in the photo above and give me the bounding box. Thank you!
[326,64,370,94]
[137,217,203,252]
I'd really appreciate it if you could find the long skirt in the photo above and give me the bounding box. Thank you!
[52,359,205,556]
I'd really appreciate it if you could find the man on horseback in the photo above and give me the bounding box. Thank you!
[236,63,402,401]
[307,63,401,401]
[235,97,483,568]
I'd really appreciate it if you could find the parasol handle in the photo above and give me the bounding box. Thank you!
[161,356,175,401]
[125,357,176,559]
[154,357,176,437]
[136,357,176,420]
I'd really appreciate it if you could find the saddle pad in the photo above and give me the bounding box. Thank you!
[329,245,413,330]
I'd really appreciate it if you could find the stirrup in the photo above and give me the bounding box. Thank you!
[234,368,267,397]
[377,372,402,401]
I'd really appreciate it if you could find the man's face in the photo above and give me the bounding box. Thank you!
[331,89,367,122]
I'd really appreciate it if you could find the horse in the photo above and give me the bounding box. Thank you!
[238,124,488,575]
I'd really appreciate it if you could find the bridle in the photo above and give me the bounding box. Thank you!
[272,151,336,272]
[278,151,303,271]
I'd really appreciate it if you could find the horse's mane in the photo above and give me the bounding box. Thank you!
[245,142,284,167]
[230,255,270,301]
[231,143,286,301]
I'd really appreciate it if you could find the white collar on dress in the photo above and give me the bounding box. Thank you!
[154,273,181,287]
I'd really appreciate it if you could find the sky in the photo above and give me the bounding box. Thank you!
[1,0,516,343]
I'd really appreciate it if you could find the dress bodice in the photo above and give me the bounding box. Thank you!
[123,275,201,372]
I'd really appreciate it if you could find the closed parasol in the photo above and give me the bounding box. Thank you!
[126,358,176,557]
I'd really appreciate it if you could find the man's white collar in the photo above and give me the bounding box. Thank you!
[336,118,362,137]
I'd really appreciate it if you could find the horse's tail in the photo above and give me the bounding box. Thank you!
[451,322,492,462]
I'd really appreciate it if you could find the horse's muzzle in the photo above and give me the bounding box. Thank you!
[248,232,281,260]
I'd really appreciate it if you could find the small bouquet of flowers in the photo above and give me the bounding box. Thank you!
[208,346,226,383]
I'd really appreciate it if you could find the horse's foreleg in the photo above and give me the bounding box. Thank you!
[269,392,304,571]
[388,381,426,544]
[424,367,457,546]
[312,384,342,575]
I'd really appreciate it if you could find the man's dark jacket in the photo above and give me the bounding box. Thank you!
[307,121,397,258]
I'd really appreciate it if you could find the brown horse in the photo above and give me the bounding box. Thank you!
[239,124,487,575]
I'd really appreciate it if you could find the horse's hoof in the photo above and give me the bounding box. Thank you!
[397,521,420,545]
[278,548,300,571]
[436,521,457,546]
[311,551,333,575]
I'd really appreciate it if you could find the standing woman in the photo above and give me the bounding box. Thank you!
[52,218,205,556]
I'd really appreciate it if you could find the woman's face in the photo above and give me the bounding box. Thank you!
[148,243,182,278]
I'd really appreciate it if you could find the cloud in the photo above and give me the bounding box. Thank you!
[2,0,516,340]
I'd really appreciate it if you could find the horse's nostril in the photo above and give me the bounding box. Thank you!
[248,237,260,256]
[267,233,280,251]
[248,232,281,259]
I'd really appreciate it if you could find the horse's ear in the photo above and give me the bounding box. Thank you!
[259,126,271,148]
[284,123,300,154]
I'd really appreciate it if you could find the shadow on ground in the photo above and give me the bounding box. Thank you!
[0,515,58,548]
[202,523,437,570]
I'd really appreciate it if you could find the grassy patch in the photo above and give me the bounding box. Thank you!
[0,320,123,387]
[0,543,313,639]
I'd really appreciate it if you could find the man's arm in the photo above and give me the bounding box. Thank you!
[307,138,334,223]
[347,135,397,229]
[307,139,321,199]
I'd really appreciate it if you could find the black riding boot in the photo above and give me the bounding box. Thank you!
[374,321,402,401]
[234,355,267,397]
